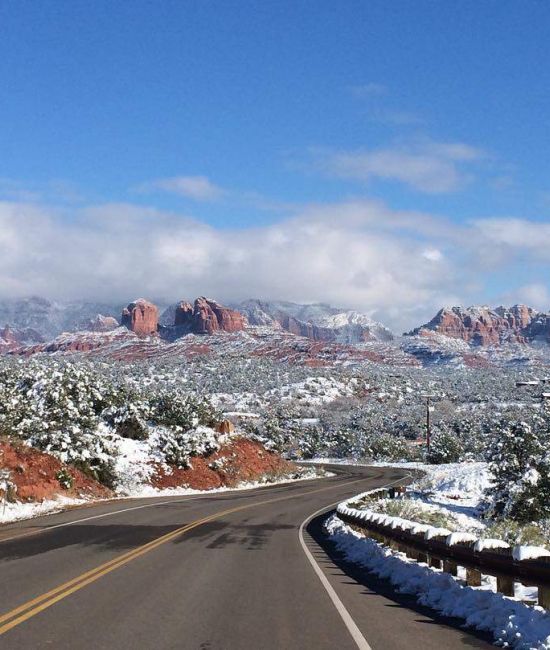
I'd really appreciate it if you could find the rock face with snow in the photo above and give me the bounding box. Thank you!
[121,299,159,337]
[87,314,120,332]
[526,312,550,344]
[236,299,394,343]
[0,296,124,339]
[408,305,549,346]
[169,297,247,337]
[0,325,44,352]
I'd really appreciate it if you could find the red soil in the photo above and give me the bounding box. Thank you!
[0,439,112,502]
[151,438,297,490]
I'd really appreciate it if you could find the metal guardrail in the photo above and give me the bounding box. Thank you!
[336,488,550,609]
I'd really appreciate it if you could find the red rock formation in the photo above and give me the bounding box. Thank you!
[87,314,119,332]
[121,299,158,337]
[215,419,235,434]
[172,297,246,336]
[409,305,538,346]
[0,326,18,346]
[0,439,112,502]
[0,326,44,352]
[150,438,296,490]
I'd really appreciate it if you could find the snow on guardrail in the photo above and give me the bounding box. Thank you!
[330,486,550,649]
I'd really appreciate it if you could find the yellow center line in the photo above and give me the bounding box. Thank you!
[0,474,375,636]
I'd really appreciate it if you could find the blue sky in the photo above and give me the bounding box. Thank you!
[1,1,549,330]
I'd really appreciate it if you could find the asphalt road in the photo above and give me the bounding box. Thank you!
[0,464,494,649]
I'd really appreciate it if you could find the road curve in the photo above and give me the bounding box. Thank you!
[0,465,493,649]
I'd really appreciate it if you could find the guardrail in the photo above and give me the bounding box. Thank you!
[336,488,550,610]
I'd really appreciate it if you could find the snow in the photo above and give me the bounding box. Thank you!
[0,495,88,524]
[325,514,550,649]
[446,532,478,546]
[424,526,452,540]
[474,538,511,552]
[370,460,492,528]
[513,546,550,562]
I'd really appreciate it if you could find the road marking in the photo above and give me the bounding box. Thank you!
[298,473,411,650]
[0,496,206,544]
[0,472,375,636]
[0,472,333,544]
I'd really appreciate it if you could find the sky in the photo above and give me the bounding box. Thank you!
[1,0,550,332]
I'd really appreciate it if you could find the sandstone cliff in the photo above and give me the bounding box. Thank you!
[121,299,159,337]
[408,304,550,346]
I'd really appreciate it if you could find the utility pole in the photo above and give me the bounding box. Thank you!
[421,394,436,452]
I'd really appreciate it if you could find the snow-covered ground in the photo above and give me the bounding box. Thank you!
[310,458,492,531]
[211,375,362,414]
[0,495,89,526]
[375,460,492,531]
[325,514,550,649]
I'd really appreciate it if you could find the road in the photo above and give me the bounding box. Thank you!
[0,464,493,649]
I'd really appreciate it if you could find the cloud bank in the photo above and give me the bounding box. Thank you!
[0,199,548,332]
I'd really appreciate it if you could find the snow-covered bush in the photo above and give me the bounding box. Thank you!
[427,426,464,464]
[157,425,222,468]
[0,358,221,487]
[484,416,550,523]
[151,393,219,431]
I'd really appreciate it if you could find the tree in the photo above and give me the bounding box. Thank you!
[485,416,550,522]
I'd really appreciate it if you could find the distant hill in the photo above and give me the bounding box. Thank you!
[235,299,394,343]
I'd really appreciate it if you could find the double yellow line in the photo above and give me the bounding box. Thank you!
[0,474,371,636]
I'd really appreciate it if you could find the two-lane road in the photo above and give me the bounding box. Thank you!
[0,465,493,649]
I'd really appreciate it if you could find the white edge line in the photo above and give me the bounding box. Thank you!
[298,472,412,650]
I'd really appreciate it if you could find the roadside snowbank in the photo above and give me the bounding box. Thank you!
[325,514,550,649]
[0,495,88,524]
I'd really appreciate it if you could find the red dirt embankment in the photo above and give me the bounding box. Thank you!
[151,438,297,490]
[0,439,112,502]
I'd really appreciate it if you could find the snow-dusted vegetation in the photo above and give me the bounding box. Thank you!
[1,353,549,539]
[0,357,223,494]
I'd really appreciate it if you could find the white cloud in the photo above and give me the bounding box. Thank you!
[0,198,465,332]
[499,283,550,312]
[145,175,225,201]
[319,139,485,193]
[0,198,548,332]
[472,218,550,259]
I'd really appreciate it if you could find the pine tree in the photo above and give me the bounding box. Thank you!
[486,416,550,522]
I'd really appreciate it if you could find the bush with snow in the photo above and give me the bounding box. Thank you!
[482,415,550,523]
[0,358,222,489]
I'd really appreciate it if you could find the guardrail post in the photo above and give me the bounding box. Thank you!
[428,555,441,569]
[538,585,550,610]
[466,568,482,586]
[443,559,457,576]
[497,575,515,597]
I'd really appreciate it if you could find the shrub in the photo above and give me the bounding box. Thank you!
[427,427,464,464]
[484,417,550,523]
[56,468,74,490]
